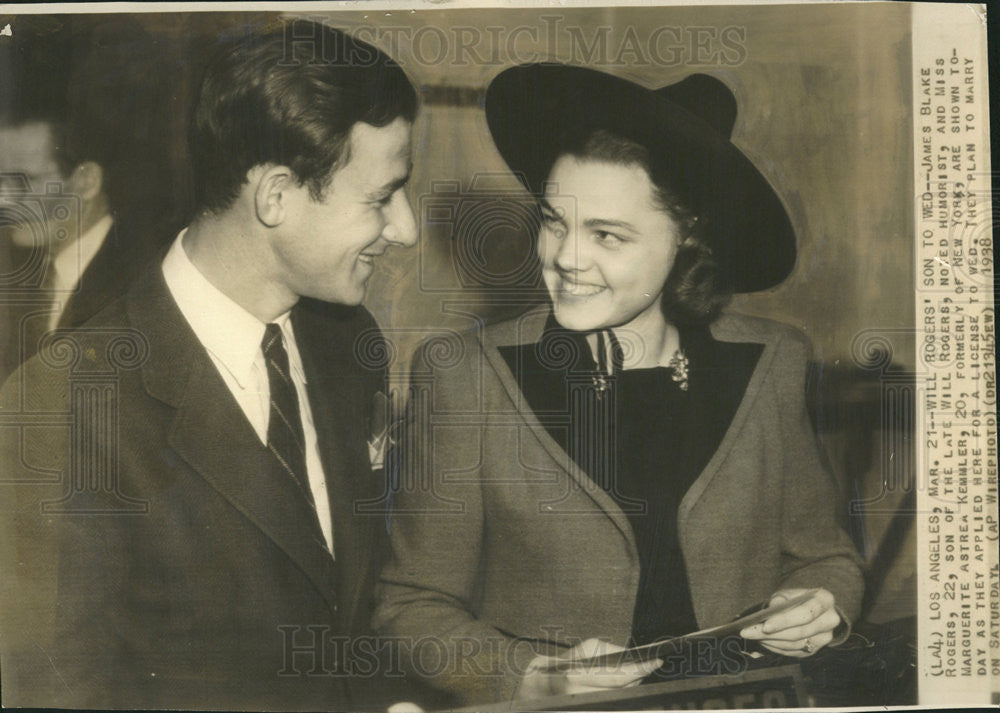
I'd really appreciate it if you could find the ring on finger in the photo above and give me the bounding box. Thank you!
[801,640,815,654]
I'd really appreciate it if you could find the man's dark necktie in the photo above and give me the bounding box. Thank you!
[262,323,314,510]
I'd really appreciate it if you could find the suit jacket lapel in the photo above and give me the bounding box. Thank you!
[60,218,162,329]
[59,222,119,329]
[128,269,339,611]
[169,360,339,608]
[292,300,379,632]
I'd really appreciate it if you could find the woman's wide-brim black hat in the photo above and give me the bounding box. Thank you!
[484,63,797,293]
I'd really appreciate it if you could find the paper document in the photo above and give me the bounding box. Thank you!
[537,590,818,672]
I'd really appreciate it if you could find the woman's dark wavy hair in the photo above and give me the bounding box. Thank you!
[190,21,417,213]
[561,129,732,326]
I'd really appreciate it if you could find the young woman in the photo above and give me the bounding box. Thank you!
[375,64,864,706]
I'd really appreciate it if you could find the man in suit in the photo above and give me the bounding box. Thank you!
[0,20,171,383]
[0,110,139,382]
[0,21,418,711]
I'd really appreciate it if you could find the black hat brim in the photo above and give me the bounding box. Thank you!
[484,64,796,293]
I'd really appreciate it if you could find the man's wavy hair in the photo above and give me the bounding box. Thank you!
[190,21,417,213]
[560,129,733,326]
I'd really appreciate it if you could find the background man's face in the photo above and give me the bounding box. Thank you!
[0,121,69,249]
[272,117,417,306]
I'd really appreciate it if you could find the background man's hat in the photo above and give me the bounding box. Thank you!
[484,63,797,293]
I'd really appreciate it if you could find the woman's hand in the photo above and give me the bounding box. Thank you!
[518,638,662,700]
[739,588,840,657]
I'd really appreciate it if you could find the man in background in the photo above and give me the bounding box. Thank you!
[0,18,172,382]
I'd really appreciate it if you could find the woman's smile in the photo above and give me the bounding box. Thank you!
[555,276,607,298]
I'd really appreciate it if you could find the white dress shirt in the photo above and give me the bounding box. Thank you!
[161,230,334,554]
[48,213,114,330]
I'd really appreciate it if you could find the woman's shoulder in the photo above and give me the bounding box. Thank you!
[477,303,551,348]
[709,312,814,359]
[477,308,815,355]
[407,305,549,376]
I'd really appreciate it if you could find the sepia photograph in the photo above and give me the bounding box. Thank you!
[0,1,994,711]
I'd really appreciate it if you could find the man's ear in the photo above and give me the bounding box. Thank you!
[252,165,295,227]
[68,161,104,202]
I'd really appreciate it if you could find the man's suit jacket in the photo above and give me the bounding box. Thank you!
[0,263,395,710]
[0,215,163,383]
[375,305,865,706]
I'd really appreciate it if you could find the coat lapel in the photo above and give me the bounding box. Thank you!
[168,360,339,608]
[128,269,339,611]
[480,307,639,548]
[677,324,772,521]
[59,221,122,329]
[60,219,162,330]
[292,299,380,632]
[482,306,772,550]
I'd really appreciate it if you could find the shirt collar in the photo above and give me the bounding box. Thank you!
[161,229,267,389]
[51,213,113,292]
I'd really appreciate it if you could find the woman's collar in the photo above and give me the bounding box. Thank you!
[539,310,711,376]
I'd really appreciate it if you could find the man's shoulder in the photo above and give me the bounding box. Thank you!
[0,262,176,412]
[478,303,550,348]
[1,298,140,407]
